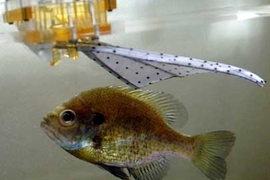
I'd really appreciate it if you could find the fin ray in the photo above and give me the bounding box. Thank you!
[128,157,170,180]
[192,131,236,180]
[95,163,130,180]
[109,86,188,128]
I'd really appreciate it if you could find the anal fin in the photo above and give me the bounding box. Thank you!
[127,157,170,180]
[94,163,130,180]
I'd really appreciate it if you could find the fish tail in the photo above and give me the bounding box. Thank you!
[192,131,235,180]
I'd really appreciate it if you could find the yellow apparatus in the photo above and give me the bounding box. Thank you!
[2,0,117,66]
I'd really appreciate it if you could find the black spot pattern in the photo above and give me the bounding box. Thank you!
[88,51,173,88]
[146,59,208,77]
[84,44,266,87]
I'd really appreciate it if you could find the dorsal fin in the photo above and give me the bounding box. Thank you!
[109,86,188,128]
[127,157,170,180]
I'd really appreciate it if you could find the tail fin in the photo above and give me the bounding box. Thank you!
[192,131,235,180]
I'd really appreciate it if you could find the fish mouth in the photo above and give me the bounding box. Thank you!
[40,120,58,141]
[40,117,49,129]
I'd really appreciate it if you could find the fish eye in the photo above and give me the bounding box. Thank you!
[59,109,76,126]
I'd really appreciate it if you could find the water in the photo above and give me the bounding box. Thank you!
[0,0,269,179]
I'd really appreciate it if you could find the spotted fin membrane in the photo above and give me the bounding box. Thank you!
[79,42,266,88]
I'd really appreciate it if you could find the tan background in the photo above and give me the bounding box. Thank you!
[0,0,269,179]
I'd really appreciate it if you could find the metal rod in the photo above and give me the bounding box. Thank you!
[66,2,77,41]
[88,0,100,39]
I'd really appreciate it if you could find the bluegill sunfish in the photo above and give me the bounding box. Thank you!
[41,86,235,180]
